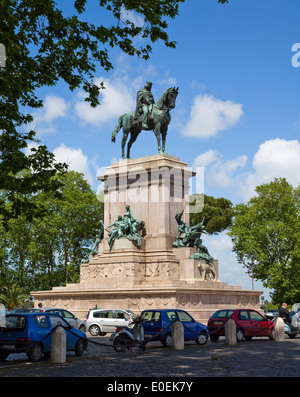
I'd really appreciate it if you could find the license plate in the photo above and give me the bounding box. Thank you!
[144,334,154,338]
[214,321,223,325]
[3,345,15,350]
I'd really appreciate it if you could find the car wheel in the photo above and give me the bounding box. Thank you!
[210,334,219,342]
[236,328,244,342]
[196,330,208,345]
[79,325,86,332]
[28,343,43,362]
[75,339,85,357]
[162,333,172,348]
[269,328,275,340]
[89,324,100,336]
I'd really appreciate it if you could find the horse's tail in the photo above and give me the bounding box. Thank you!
[112,114,125,143]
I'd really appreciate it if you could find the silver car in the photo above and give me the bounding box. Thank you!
[85,309,137,336]
[42,308,86,332]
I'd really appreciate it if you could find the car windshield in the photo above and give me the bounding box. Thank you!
[249,311,264,321]
[0,315,26,330]
[177,311,193,322]
[211,310,234,319]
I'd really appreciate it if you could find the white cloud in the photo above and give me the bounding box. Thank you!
[24,142,39,156]
[193,138,300,203]
[28,95,68,134]
[120,6,144,27]
[75,77,135,125]
[53,144,94,186]
[193,150,218,167]
[240,138,300,200]
[193,150,247,188]
[183,94,243,139]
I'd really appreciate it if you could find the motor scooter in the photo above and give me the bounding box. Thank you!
[283,314,300,338]
[110,316,145,352]
[274,303,300,339]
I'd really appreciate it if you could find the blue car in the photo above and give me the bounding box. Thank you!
[140,309,209,347]
[0,312,87,362]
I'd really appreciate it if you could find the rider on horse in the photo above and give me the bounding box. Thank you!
[134,81,155,129]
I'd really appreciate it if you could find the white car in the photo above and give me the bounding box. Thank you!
[85,309,137,336]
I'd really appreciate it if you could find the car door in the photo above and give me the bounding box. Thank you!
[32,314,52,351]
[249,310,270,336]
[140,311,162,339]
[98,310,115,332]
[237,310,252,336]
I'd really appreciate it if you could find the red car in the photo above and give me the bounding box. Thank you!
[207,309,275,342]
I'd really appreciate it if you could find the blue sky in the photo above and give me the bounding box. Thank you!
[26,0,300,301]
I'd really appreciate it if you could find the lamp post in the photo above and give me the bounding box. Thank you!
[66,261,71,284]
[252,260,257,290]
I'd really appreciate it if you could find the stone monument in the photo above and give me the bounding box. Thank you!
[31,154,262,322]
[31,84,262,322]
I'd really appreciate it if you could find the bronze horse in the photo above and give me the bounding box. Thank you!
[111,87,179,159]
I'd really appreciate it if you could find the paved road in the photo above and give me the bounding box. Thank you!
[0,335,300,379]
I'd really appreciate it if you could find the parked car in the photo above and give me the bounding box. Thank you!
[207,309,275,341]
[85,308,137,336]
[0,312,87,362]
[42,308,86,332]
[264,309,279,320]
[138,309,209,347]
[11,308,86,332]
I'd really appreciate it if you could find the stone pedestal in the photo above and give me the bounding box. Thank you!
[31,154,262,323]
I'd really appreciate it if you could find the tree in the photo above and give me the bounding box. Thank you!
[190,194,233,234]
[0,170,103,293]
[228,178,300,304]
[0,283,28,311]
[0,0,228,224]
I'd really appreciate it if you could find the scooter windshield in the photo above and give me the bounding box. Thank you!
[291,312,300,328]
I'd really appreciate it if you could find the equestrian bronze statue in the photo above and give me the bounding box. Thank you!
[112,85,179,159]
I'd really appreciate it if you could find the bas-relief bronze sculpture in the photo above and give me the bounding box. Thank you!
[112,82,179,159]
[172,209,216,281]
[90,220,104,254]
[105,205,146,250]
[81,220,104,263]
[173,209,214,265]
